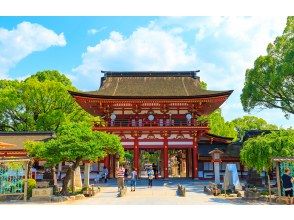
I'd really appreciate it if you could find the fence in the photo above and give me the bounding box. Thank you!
[0,158,30,202]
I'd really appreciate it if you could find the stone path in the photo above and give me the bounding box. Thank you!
[62,179,268,205]
[1,179,269,205]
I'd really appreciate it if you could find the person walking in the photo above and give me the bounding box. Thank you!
[282,168,294,197]
[116,165,125,192]
[147,167,154,188]
[152,163,158,179]
[102,166,109,183]
[130,168,138,192]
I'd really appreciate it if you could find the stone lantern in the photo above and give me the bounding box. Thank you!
[209,148,224,185]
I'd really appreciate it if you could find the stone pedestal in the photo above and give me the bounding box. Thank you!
[69,166,83,191]
[37,181,49,188]
[30,187,53,202]
[247,170,263,187]
[84,163,90,187]
[214,162,220,185]
[244,188,261,200]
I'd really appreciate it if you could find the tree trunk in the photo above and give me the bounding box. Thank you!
[71,169,75,193]
[60,159,81,195]
[267,173,272,204]
[28,161,32,179]
[61,167,72,195]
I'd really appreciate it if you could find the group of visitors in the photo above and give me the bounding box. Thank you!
[95,164,294,198]
[115,163,158,191]
[116,165,138,191]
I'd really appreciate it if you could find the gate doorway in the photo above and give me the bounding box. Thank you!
[124,150,134,173]
[139,150,162,178]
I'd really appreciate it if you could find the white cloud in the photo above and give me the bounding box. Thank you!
[192,17,288,125]
[73,16,291,127]
[0,21,66,75]
[73,26,197,89]
[87,27,107,35]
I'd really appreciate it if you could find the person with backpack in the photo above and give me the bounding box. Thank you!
[130,168,138,191]
[147,167,154,188]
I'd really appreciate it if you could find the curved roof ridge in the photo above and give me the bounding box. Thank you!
[101,70,200,78]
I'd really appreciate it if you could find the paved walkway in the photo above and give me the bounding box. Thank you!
[62,179,267,205]
[1,179,268,205]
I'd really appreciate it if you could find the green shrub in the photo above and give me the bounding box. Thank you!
[260,190,276,196]
[24,178,37,199]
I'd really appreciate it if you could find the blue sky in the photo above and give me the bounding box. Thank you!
[0,16,293,128]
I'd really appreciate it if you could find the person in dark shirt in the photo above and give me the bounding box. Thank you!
[152,163,158,179]
[281,168,294,197]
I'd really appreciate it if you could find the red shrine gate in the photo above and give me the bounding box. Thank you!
[69,71,233,179]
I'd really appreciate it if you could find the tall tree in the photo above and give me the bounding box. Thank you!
[0,70,90,131]
[240,129,294,201]
[25,122,124,195]
[241,17,294,117]
[230,116,278,140]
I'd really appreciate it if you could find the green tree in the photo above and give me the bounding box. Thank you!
[0,70,90,131]
[208,109,238,139]
[231,116,278,140]
[197,81,238,139]
[241,17,294,117]
[240,129,294,200]
[25,122,124,195]
[198,109,238,139]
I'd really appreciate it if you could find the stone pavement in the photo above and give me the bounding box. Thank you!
[1,179,269,205]
[62,179,268,205]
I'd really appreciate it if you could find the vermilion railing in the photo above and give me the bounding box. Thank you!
[95,119,208,127]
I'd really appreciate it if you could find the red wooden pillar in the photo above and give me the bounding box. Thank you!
[133,137,139,174]
[192,136,199,179]
[163,137,169,179]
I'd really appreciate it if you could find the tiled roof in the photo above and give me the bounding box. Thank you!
[70,71,233,98]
